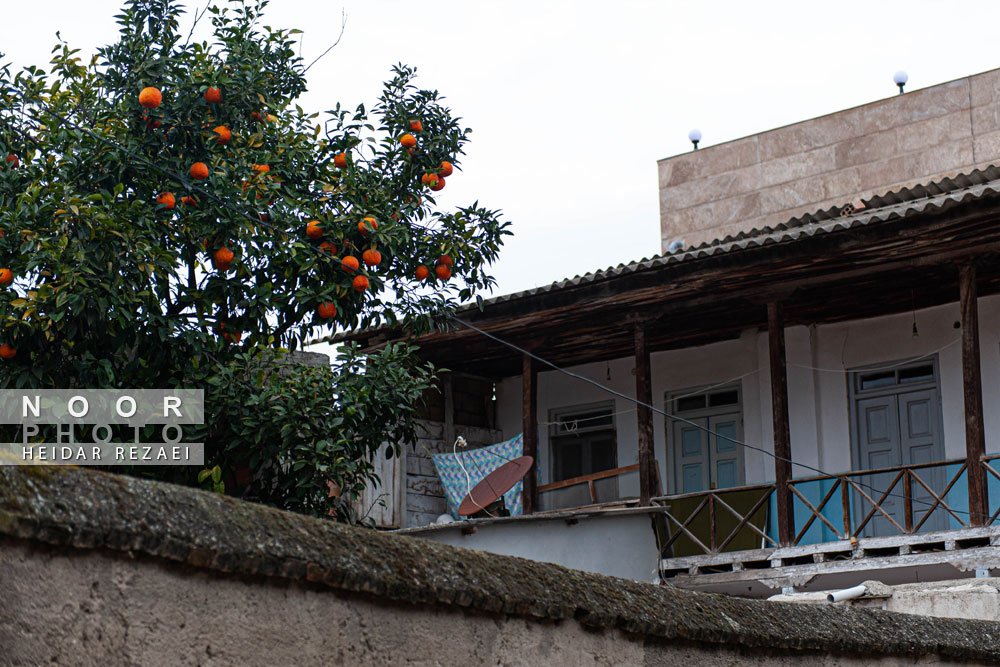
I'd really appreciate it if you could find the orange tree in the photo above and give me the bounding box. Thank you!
[0,0,509,521]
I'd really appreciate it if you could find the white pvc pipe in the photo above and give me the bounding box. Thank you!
[827,584,866,603]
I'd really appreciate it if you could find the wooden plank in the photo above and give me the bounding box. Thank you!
[903,471,913,533]
[768,301,795,546]
[538,463,640,493]
[633,323,655,505]
[960,263,988,526]
[522,354,538,514]
[841,477,852,537]
[663,546,1000,588]
[408,455,439,478]
[406,491,448,514]
[405,475,445,497]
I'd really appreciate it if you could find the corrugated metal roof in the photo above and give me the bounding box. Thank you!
[465,165,1000,310]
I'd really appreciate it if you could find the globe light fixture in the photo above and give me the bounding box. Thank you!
[893,70,908,94]
[688,128,702,150]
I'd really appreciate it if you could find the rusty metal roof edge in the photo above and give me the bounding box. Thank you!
[325,166,1000,343]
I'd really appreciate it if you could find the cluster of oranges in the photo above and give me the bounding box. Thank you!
[400,119,455,194]
[304,214,376,320]
[136,87,461,337]
[142,85,234,225]
[140,85,255,341]
[414,254,453,281]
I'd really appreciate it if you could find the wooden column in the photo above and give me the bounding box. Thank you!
[521,354,539,514]
[634,324,656,504]
[442,372,455,447]
[768,302,795,546]
[960,264,988,526]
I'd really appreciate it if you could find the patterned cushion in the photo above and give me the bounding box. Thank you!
[432,433,524,519]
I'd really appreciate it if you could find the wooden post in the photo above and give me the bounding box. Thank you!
[634,324,656,505]
[960,264,988,526]
[522,354,539,514]
[768,302,795,546]
[442,372,455,448]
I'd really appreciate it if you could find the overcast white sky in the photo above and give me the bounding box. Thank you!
[4,0,1000,301]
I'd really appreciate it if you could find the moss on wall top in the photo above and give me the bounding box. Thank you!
[2,465,999,661]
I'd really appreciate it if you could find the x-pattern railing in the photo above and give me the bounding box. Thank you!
[790,459,967,544]
[652,484,779,555]
[654,459,972,557]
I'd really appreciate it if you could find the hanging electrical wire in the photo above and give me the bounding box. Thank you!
[451,315,994,524]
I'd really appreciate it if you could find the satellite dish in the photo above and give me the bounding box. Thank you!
[458,455,534,517]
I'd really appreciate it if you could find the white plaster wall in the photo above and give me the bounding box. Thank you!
[406,512,661,582]
[493,294,1000,491]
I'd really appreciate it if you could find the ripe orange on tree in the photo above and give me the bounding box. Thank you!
[437,254,453,266]
[4,154,18,168]
[0,343,15,360]
[414,264,430,281]
[180,195,197,206]
[359,217,377,234]
[400,133,416,149]
[334,152,347,168]
[156,192,176,209]
[341,255,359,272]
[317,302,337,319]
[352,275,369,292]
[0,268,12,286]
[306,221,323,239]
[430,176,445,192]
[214,246,234,267]
[204,87,222,104]
[421,173,439,188]
[362,249,381,266]
[319,241,337,254]
[138,86,162,109]
[438,161,453,177]
[252,164,270,173]
[190,162,209,180]
[216,322,242,344]
[213,126,232,145]
[409,120,423,132]
[435,263,452,280]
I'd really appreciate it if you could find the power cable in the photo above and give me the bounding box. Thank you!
[450,315,995,525]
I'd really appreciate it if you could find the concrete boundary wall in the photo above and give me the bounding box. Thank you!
[2,465,1000,665]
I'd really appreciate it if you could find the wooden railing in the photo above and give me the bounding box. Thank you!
[789,458,968,542]
[537,463,642,506]
[651,483,778,556]
[979,454,1000,525]
[652,458,976,557]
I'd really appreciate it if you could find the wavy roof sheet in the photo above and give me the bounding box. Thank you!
[468,165,1000,310]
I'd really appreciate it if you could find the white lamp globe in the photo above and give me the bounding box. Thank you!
[688,128,703,143]
[893,70,908,86]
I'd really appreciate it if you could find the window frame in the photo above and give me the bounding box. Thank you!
[547,400,618,484]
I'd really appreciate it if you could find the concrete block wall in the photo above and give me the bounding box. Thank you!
[659,68,1000,250]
